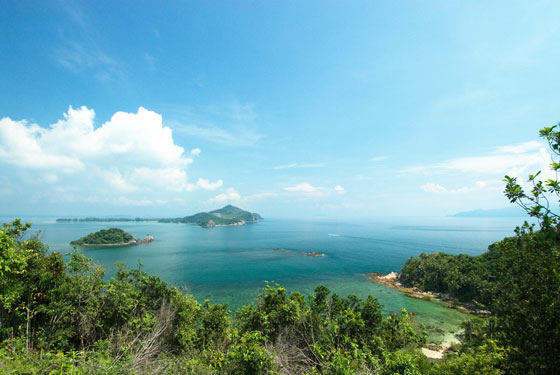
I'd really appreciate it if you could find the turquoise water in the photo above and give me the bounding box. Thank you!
[8,216,523,343]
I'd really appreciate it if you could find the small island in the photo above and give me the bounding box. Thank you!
[70,228,154,247]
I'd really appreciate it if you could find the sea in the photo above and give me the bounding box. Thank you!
[4,215,526,344]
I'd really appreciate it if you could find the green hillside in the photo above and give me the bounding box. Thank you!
[159,205,262,227]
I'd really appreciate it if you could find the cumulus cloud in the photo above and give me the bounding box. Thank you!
[284,182,319,193]
[334,185,345,194]
[208,188,242,204]
[0,106,218,204]
[187,178,223,192]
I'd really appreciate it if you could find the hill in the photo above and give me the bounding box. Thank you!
[159,205,262,227]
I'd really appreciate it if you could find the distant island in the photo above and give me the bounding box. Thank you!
[58,217,156,223]
[70,228,154,246]
[58,205,262,228]
[159,205,262,227]
[450,206,527,218]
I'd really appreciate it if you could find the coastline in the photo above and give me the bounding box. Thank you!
[75,235,154,247]
[366,272,467,360]
[366,272,490,317]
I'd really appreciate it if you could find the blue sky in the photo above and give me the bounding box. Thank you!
[1,1,559,219]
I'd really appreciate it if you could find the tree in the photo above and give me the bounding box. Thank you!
[499,124,560,374]
[504,124,560,228]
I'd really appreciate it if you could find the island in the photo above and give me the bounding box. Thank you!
[58,205,262,228]
[158,205,262,227]
[70,228,154,247]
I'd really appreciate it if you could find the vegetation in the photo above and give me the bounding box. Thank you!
[159,205,262,227]
[399,124,560,374]
[71,228,135,246]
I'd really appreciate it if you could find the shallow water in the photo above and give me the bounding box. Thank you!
[9,216,523,343]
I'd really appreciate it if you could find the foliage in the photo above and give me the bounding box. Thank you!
[503,124,560,227]
[399,252,493,305]
[431,340,505,375]
[400,124,560,375]
[70,228,134,245]
[488,228,560,374]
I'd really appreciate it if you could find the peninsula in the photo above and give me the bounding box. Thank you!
[58,205,262,228]
[70,228,154,247]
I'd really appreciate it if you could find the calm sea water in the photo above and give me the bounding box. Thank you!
[6,216,524,343]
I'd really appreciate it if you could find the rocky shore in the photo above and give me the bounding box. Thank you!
[366,271,468,360]
[79,235,154,247]
[365,271,490,317]
[273,248,325,257]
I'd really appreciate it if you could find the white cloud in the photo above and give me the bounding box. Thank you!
[420,183,450,193]
[283,182,346,198]
[103,169,138,192]
[130,167,189,192]
[403,141,552,179]
[284,182,319,193]
[420,181,497,194]
[493,141,544,154]
[208,188,242,204]
[187,178,223,192]
[0,117,85,172]
[0,106,222,204]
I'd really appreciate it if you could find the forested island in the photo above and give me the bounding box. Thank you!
[159,205,262,227]
[71,228,154,246]
[57,205,262,228]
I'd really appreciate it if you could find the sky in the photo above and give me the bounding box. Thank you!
[1,0,560,219]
